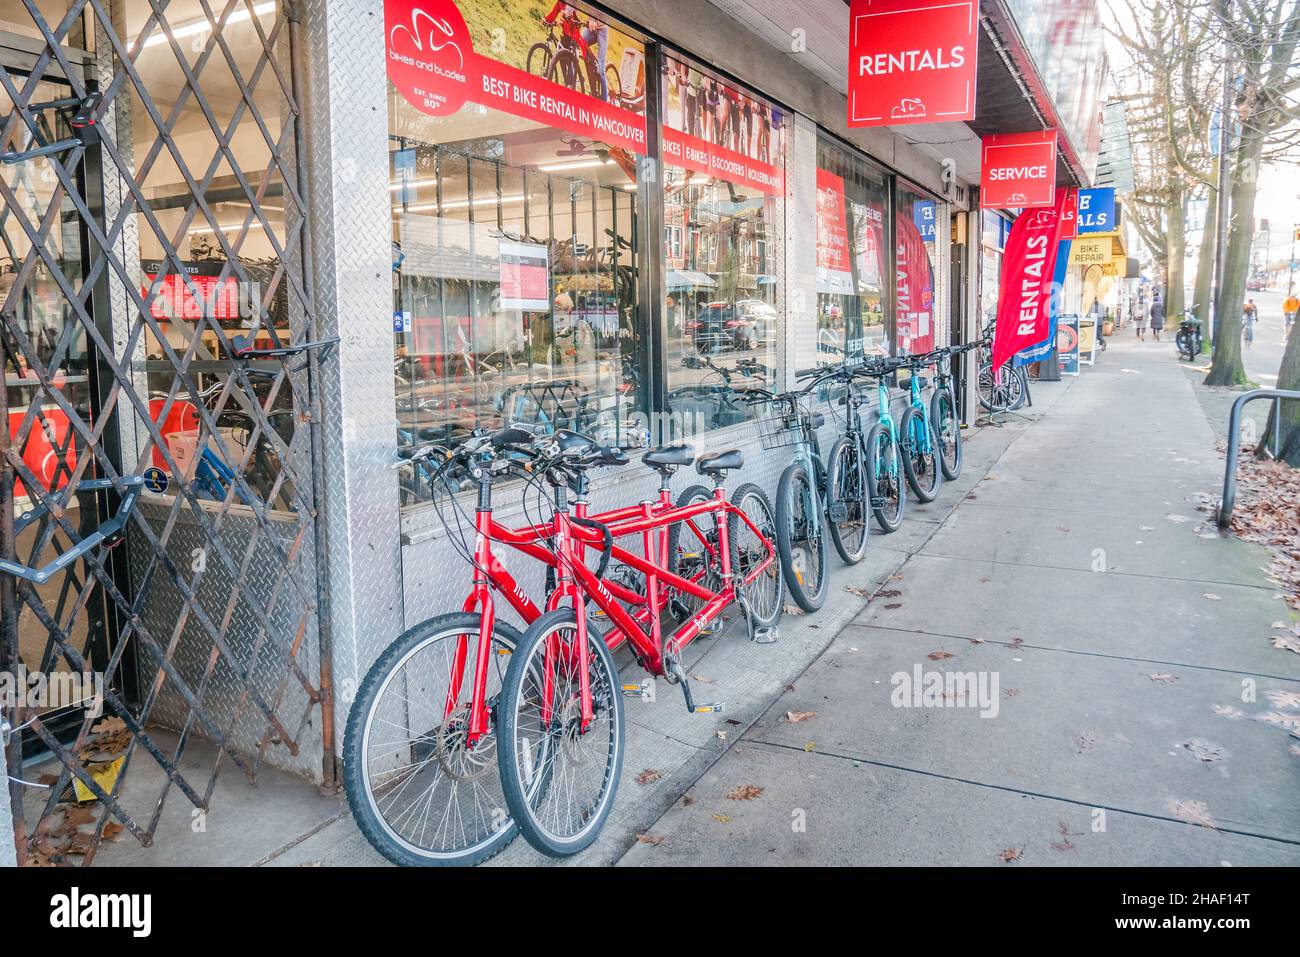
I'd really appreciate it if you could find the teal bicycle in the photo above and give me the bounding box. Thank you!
[897,352,944,503]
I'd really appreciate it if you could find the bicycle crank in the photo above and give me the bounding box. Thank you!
[664,655,723,715]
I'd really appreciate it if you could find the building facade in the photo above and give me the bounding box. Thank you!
[0,0,1106,863]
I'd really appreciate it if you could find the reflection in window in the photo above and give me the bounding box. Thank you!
[660,54,785,436]
[894,184,941,356]
[814,138,890,365]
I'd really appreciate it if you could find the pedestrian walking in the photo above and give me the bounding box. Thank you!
[1150,294,1165,342]
[1242,299,1258,348]
[1134,296,1149,341]
[1284,292,1298,329]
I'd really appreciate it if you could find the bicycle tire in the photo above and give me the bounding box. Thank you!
[729,482,784,628]
[343,612,525,867]
[775,462,828,612]
[497,608,623,858]
[866,422,905,533]
[525,41,551,78]
[547,49,587,95]
[826,435,869,565]
[899,406,942,503]
[666,484,722,620]
[931,388,962,480]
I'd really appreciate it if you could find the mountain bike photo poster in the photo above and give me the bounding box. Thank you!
[991,188,1071,371]
[385,0,648,156]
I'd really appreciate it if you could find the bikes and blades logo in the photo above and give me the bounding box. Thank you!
[386,0,475,116]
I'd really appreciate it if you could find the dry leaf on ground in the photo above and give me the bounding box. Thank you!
[784,710,817,723]
[725,784,763,801]
[636,769,663,786]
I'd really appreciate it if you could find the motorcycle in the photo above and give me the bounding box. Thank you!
[1175,313,1203,361]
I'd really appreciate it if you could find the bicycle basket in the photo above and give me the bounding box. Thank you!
[753,404,809,451]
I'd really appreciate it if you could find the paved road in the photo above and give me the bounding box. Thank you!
[620,336,1300,867]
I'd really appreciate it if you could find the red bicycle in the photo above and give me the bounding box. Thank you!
[344,427,780,865]
[494,434,782,857]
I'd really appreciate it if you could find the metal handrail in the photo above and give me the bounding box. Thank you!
[0,476,144,585]
[1217,389,1300,527]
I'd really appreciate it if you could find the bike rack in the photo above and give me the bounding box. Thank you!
[0,476,144,585]
[1217,389,1300,527]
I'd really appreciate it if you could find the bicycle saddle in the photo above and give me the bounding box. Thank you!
[642,444,694,469]
[810,411,826,429]
[695,449,743,474]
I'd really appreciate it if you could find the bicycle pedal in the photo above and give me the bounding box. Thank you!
[751,626,779,644]
[691,703,724,715]
[621,678,655,702]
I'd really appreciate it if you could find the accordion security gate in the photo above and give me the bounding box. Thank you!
[0,0,332,865]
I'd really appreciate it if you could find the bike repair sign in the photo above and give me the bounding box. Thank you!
[385,0,647,156]
[847,0,978,127]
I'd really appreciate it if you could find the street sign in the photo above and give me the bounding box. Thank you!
[980,130,1058,208]
[847,0,978,128]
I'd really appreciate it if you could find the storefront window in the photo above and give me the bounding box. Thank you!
[386,0,649,501]
[660,53,785,435]
[815,137,890,364]
[980,210,1009,332]
[894,183,940,356]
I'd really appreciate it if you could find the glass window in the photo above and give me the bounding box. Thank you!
[894,183,940,356]
[980,210,1007,333]
[660,53,785,436]
[815,137,890,364]
[386,1,649,504]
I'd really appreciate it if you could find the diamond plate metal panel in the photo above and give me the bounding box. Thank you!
[297,0,404,745]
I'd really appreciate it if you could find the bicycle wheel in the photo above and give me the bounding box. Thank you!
[899,406,942,503]
[547,49,587,95]
[666,484,724,620]
[729,482,784,628]
[497,608,623,858]
[343,612,525,867]
[525,41,551,78]
[977,360,1023,413]
[866,422,906,533]
[826,435,869,565]
[1007,367,1028,410]
[930,388,962,480]
[775,463,828,612]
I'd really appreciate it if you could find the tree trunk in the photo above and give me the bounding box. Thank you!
[1191,176,1216,335]
[1261,324,1300,464]
[1204,129,1264,387]
[1165,194,1186,319]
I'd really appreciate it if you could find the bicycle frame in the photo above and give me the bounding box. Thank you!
[540,485,775,731]
[906,365,934,455]
[874,376,900,478]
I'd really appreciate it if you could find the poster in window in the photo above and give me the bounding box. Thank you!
[499,240,551,311]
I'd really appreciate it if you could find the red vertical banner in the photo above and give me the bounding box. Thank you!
[847,0,978,127]
[992,190,1071,370]
[981,130,1059,208]
[896,213,935,354]
[1058,187,1079,240]
[816,168,852,292]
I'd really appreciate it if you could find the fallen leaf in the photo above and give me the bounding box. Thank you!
[635,833,665,845]
[691,674,713,684]
[712,813,731,824]
[682,795,696,806]
[1211,704,1245,719]
[884,603,903,609]
[967,637,986,645]
[1008,637,1024,649]
[1202,593,1221,601]
[1273,635,1300,655]
[1167,798,1216,829]
[844,586,870,597]
[877,589,902,598]
[635,768,663,786]
[783,604,805,616]
[102,821,125,841]
[802,741,816,752]
[725,784,763,801]
[1149,673,1178,683]
[1256,711,1300,731]
[1004,688,1020,698]
[784,710,817,723]
[1076,732,1097,753]
[998,847,1023,863]
[1265,690,1300,709]
[927,649,955,661]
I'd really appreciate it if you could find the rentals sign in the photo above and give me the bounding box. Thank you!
[847,0,978,127]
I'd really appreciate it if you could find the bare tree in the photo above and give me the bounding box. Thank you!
[1204,0,1300,389]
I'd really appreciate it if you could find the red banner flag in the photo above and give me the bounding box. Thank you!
[992,190,1070,371]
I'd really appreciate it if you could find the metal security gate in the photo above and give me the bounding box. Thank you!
[0,0,330,866]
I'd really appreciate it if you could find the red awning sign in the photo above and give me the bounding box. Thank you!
[847,0,978,128]
[980,130,1059,209]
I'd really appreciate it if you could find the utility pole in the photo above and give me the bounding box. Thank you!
[1211,0,1233,347]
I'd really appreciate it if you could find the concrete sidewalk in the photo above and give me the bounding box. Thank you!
[619,336,1300,867]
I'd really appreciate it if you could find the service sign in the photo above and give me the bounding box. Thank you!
[980,130,1058,209]
[847,0,978,127]
[1077,187,1117,233]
